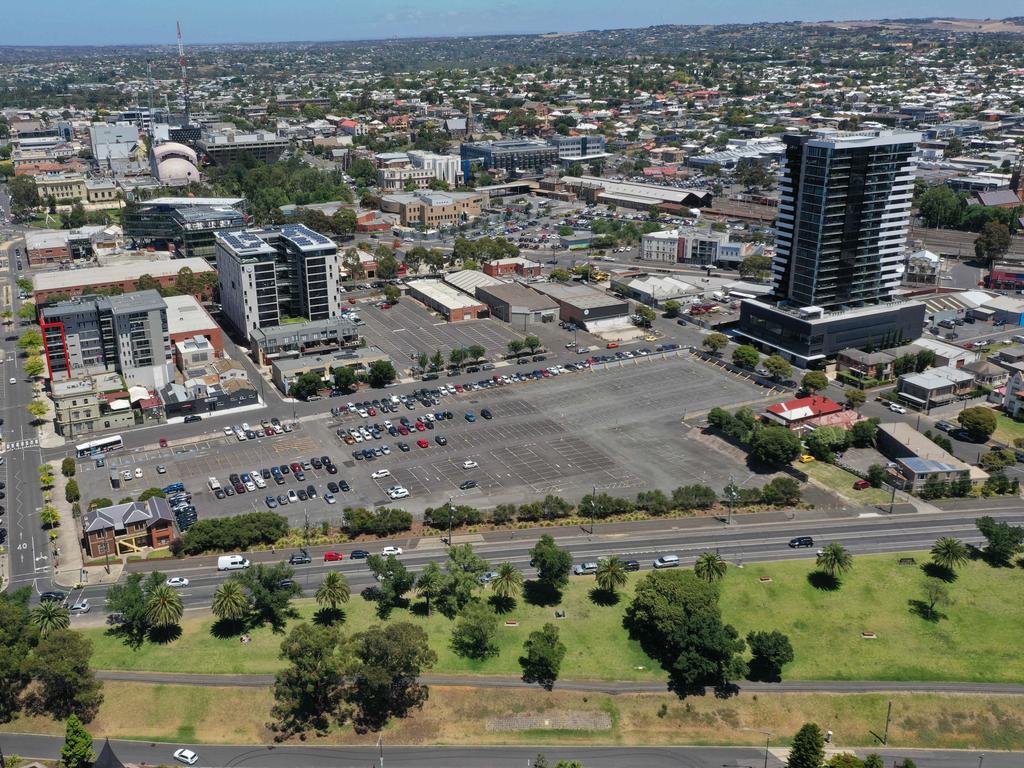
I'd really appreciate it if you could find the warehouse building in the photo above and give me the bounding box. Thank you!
[529,282,630,331]
[476,283,559,326]
[407,279,488,321]
[271,348,389,395]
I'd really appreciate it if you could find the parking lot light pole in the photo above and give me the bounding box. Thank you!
[446,497,453,546]
[886,461,899,514]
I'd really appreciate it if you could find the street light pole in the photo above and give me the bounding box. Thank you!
[446,496,453,546]
[763,733,771,768]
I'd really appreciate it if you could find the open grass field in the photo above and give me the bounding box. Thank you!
[993,414,1024,445]
[4,683,1024,749]
[84,552,1024,684]
[801,460,893,505]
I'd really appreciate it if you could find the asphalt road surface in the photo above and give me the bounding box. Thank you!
[1,235,51,596]
[0,734,1015,768]
[65,504,1024,621]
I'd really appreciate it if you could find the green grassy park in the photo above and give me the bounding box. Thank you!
[84,551,1024,684]
[800,460,894,505]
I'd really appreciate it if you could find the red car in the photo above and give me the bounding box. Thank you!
[264,426,274,436]
[454,384,464,392]
[159,438,168,448]
[368,407,376,416]
[380,303,392,309]
[853,479,871,490]
[398,425,409,435]
[417,439,429,448]
[415,422,426,431]
[290,462,303,473]
[324,551,344,562]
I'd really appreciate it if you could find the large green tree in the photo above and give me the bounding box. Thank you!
[788,722,826,768]
[815,542,853,581]
[434,544,491,618]
[28,630,103,721]
[212,580,251,623]
[749,426,802,466]
[693,551,728,583]
[624,570,746,695]
[958,407,996,442]
[343,622,436,733]
[367,554,415,617]
[30,602,70,637]
[367,360,397,388]
[746,629,794,681]
[0,589,38,723]
[233,563,302,630]
[519,623,567,690]
[975,516,1024,566]
[450,600,500,659]
[529,534,573,593]
[917,185,963,228]
[270,622,349,738]
[595,556,628,596]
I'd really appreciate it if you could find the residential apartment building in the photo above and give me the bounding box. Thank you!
[216,225,342,336]
[738,129,926,366]
[249,317,359,365]
[40,290,173,389]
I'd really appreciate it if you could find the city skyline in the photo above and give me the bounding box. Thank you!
[1,1,1023,46]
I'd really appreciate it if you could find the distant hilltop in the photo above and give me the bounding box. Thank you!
[809,17,1024,34]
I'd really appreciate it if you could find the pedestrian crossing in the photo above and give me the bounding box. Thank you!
[0,438,39,452]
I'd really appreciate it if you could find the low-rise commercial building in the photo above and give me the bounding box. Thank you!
[163,294,224,356]
[270,347,389,395]
[378,166,435,191]
[407,279,488,321]
[475,282,559,326]
[460,139,559,177]
[34,172,87,202]
[561,175,712,213]
[638,227,730,265]
[380,190,483,227]
[610,273,700,306]
[482,257,542,278]
[528,282,630,331]
[83,497,176,558]
[407,150,462,187]
[33,257,215,304]
[249,317,359,365]
[160,373,259,418]
[762,395,845,430]
[876,422,988,492]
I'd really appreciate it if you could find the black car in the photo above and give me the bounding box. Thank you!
[321,455,332,467]
[224,485,235,496]
[277,579,295,590]
[260,468,271,480]
[789,536,814,548]
[279,464,290,474]
[397,442,410,452]
[39,591,68,604]
[339,480,351,492]
[481,408,493,420]
[288,551,312,565]
[184,414,202,423]
[214,488,226,499]
[353,450,363,460]
[623,559,641,572]
[311,457,323,469]
[459,479,478,490]
[306,485,317,498]
[325,463,338,474]
[435,435,448,446]
[350,549,370,559]
[297,489,308,501]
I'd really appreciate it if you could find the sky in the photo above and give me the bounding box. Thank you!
[1,0,1021,46]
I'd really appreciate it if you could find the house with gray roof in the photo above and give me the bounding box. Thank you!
[82,497,175,558]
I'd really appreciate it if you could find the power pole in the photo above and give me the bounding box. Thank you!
[446,496,453,546]
[882,700,892,745]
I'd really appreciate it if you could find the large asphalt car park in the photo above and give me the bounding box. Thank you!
[74,352,768,525]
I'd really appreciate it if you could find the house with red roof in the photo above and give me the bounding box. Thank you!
[763,395,844,430]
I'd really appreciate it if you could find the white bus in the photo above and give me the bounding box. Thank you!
[75,434,124,458]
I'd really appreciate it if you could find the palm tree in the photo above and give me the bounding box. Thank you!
[491,562,524,602]
[315,571,351,611]
[816,542,853,578]
[930,537,969,572]
[212,580,250,622]
[30,601,70,637]
[595,556,628,594]
[693,551,728,583]
[416,562,444,616]
[145,585,184,627]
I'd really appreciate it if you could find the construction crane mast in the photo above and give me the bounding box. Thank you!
[176,21,192,125]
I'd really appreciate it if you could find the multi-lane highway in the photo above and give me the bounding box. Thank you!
[0,733,1014,768]
[1,232,51,595]
[65,501,1024,622]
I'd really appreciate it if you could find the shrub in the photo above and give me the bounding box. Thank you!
[178,511,289,555]
[342,506,413,537]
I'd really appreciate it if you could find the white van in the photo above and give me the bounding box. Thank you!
[653,554,680,569]
[208,477,222,492]
[217,555,250,571]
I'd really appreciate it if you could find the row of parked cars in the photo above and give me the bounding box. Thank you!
[165,482,198,531]
[225,418,293,442]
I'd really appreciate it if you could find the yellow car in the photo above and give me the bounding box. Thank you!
[644,334,658,342]
[798,454,816,464]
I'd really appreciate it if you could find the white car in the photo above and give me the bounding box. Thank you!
[122,470,132,481]
[173,748,199,766]
[889,403,908,414]
[69,599,91,614]
[388,487,410,500]
[287,489,299,503]
[381,546,403,556]
[223,426,234,436]
[358,408,369,418]
[241,422,251,432]
[371,469,391,479]
[166,577,190,588]
[462,460,479,469]
[134,467,144,478]
[9,377,16,385]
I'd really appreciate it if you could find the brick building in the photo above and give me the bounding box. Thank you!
[83,497,175,558]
